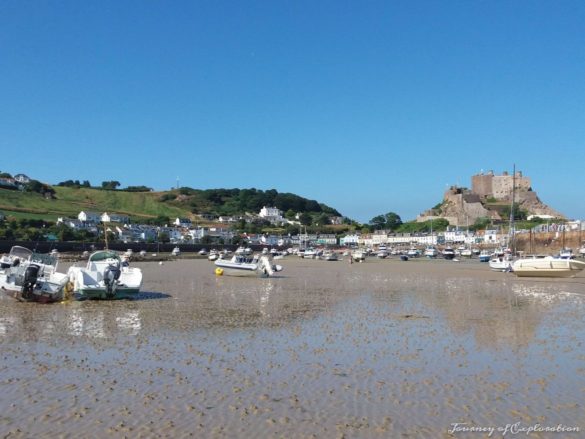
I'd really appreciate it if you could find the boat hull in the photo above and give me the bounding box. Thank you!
[77,286,141,300]
[512,258,585,278]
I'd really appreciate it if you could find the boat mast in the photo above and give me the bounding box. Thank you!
[509,164,516,253]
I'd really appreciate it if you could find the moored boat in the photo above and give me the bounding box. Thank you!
[0,246,69,303]
[67,250,143,300]
[512,257,585,278]
[214,254,282,277]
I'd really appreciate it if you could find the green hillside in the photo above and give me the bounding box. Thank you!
[0,187,190,221]
[0,186,341,223]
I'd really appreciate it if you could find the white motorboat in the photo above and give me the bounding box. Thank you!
[512,256,585,278]
[322,251,339,261]
[377,249,389,259]
[214,254,282,277]
[488,249,514,272]
[67,250,143,300]
[303,248,318,259]
[460,248,472,258]
[558,248,574,259]
[442,247,456,260]
[351,249,367,262]
[0,246,70,303]
[171,247,181,256]
[407,247,421,258]
[208,249,219,261]
[423,246,438,258]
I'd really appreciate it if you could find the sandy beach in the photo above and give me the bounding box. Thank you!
[1,256,584,438]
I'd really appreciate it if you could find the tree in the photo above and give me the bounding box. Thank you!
[101,181,120,190]
[299,212,312,226]
[369,215,387,230]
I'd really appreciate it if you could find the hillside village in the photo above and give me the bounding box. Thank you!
[0,169,583,251]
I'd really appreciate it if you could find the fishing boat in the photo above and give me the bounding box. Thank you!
[214,254,282,277]
[67,250,143,300]
[0,246,69,303]
[512,256,585,278]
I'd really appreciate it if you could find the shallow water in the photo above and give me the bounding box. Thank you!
[1,257,584,438]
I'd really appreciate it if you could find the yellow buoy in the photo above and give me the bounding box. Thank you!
[215,267,224,276]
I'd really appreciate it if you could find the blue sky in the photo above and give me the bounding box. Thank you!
[1,0,584,223]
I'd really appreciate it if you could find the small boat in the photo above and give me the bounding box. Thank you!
[478,250,491,262]
[198,248,208,256]
[351,249,367,262]
[579,243,585,257]
[208,249,219,261]
[67,250,143,300]
[558,248,574,259]
[171,247,181,256]
[460,248,472,258]
[488,249,514,272]
[303,248,318,259]
[400,254,409,261]
[322,251,339,261]
[442,247,456,260]
[407,247,420,258]
[512,256,585,278]
[377,249,389,259]
[0,246,70,303]
[214,254,283,277]
[423,246,438,258]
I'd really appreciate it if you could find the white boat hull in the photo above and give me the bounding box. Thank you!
[512,258,585,278]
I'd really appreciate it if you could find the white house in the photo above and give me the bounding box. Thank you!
[483,229,499,244]
[78,211,101,223]
[340,233,360,247]
[101,212,130,224]
[259,206,284,223]
[174,218,192,228]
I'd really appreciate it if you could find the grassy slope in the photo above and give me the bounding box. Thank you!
[0,187,191,221]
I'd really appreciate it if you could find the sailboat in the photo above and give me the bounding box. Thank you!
[489,165,517,272]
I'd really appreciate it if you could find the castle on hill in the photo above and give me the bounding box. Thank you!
[417,169,564,227]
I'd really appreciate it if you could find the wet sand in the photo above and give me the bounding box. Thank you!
[1,257,584,438]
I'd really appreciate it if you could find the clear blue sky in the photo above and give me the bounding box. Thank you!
[2,0,584,223]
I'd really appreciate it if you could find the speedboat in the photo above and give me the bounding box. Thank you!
[67,250,143,300]
[512,256,585,278]
[214,254,282,277]
[460,248,472,258]
[208,249,219,261]
[0,246,70,303]
[377,249,389,259]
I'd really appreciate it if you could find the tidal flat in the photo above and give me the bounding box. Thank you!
[1,257,584,438]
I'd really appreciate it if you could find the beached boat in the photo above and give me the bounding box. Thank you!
[512,257,585,278]
[407,247,421,258]
[478,250,491,262]
[214,254,283,277]
[377,249,389,259]
[488,249,514,272]
[558,248,574,259]
[303,248,319,259]
[351,249,367,262]
[442,246,456,260]
[208,249,219,261]
[322,251,339,261]
[67,250,143,300]
[171,247,181,256]
[423,246,438,258]
[0,246,69,303]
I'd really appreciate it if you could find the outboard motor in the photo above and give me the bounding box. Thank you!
[103,263,121,298]
[22,264,40,300]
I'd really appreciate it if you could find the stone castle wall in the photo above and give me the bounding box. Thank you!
[471,171,531,199]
